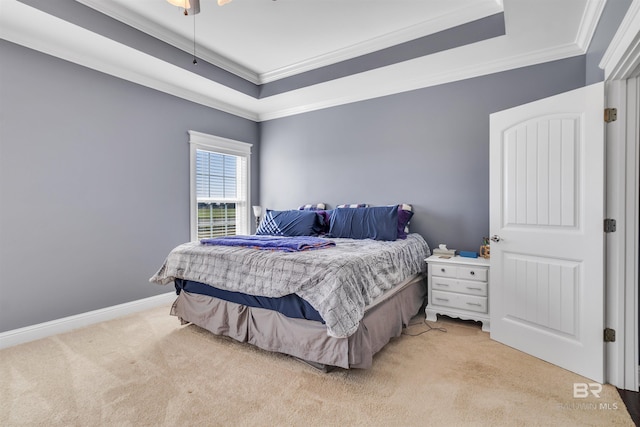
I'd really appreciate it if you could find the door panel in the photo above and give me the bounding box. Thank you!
[503,254,579,337]
[490,82,605,383]
[504,115,580,228]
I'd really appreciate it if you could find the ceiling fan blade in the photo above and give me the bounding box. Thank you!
[167,0,200,15]
[166,0,190,8]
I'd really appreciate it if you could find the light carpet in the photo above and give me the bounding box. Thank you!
[0,305,633,426]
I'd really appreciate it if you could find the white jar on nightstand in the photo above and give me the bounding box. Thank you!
[425,255,490,332]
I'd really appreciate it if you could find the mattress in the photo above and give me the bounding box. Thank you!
[173,278,324,323]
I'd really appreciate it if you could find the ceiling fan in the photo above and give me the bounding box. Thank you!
[166,0,236,64]
[167,0,232,16]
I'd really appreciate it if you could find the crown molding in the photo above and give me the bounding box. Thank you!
[257,42,584,121]
[600,0,640,80]
[76,0,502,85]
[258,0,503,84]
[75,0,260,84]
[575,0,607,51]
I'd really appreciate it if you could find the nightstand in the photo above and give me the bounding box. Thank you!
[425,255,490,332]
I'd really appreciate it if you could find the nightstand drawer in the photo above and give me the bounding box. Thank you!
[430,264,488,282]
[431,264,457,278]
[431,290,487,313]
[431,277,487,296]
[457,266,487,282]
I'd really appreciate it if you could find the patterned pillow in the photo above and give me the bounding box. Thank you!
[256,209,324,236]
[298,203,326,210]
[335,203,369,209]
[397,204,413,239]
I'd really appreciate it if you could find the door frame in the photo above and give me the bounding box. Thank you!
[601,1,640,391]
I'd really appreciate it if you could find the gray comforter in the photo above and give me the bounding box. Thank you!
[149,233,429,338]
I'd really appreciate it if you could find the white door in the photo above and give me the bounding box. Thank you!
[489,82,605,383]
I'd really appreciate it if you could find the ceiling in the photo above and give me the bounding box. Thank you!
[75,0,507,84]
[1,0,605,120]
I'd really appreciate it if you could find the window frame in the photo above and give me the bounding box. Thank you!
[188,130,252,241]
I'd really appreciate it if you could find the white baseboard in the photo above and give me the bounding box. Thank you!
[0,292,176,350]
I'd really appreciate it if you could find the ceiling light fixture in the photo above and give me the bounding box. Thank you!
[166,0,236,65]
[166,0,232,16]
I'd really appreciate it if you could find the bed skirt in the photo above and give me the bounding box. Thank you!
[170,274,426,369]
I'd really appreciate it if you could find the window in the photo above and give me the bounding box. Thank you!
[189,131,252,241]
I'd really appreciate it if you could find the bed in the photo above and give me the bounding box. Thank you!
[149,205,430,369]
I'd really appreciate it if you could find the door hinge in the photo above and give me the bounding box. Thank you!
[604,107,617,123]
[604,328,616,342]
[604,218,617,233]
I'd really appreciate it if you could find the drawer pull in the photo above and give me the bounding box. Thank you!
[436,283,450,287]
[470,271,475,276]
[466,302,482,307]
[440,268,446,273]
[466,287,482,291]
[435,297,450,302]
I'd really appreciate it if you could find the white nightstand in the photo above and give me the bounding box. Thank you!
[425,255,490,332]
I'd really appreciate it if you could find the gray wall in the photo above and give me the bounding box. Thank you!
[0,40,259,332]
[0,0,628,333]
[258,0,628,256]
[259,56,586,253]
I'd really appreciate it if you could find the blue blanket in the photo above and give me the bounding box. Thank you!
[200,235,336,252]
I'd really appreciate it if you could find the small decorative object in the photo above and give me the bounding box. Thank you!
[252,205,262,228]
[433,244,456,258]
[460,251,478,258]
[480,237,490,259]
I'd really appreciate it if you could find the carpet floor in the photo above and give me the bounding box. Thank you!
[0,305,634,426]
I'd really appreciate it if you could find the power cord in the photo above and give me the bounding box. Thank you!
[402,318,447,336]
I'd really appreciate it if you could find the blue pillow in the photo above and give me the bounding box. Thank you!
[327,205,398,241]
[256,209,324,237]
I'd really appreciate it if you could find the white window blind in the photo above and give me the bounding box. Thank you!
[188,131,252,241]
